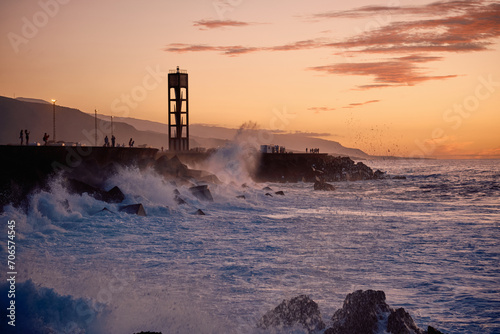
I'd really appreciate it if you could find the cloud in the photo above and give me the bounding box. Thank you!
[343,100,380,108]
[307,107,336,113]
[310,1,485,19]
[167,1,500,56]
[323,1,500,54]
[309,56,457,89]
[164,39,326,56]
[164,1,500,88]
[193,19,255,30]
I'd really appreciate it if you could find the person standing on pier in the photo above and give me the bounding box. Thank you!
[111,135,116,147]
[43,133,50,145]
[25,129,30,145]
[19,130,23,145]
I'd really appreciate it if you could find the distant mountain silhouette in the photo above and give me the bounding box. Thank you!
[0,96,370,158]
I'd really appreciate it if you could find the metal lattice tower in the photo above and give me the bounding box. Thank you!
[168,66,189,151]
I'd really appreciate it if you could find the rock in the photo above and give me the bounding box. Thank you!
[391,175,407,180]
[427,326,445,334]
[174,195,187,205]
[65,179,125,203]
[374,170,386,179]
[119,203,146,216]
[275,191,285,196]
[193,209,205,215]
[327,290,391,334]
[262,186,273,191]
[104,186,125,203]
[154,155,189,178]
[265,193,273,197]
[257,295,326,333]
[387,308,424,334]
[314,180,335,191]
[189,185,214,202]
[236,195,246,199]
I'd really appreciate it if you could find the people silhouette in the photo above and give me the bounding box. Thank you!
[24,129,30,145]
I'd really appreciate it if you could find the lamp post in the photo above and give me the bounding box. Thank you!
[51,99,57,143]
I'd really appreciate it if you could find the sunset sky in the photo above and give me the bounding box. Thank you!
[1,0,499,158]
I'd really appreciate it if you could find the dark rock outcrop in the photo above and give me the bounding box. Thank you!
[388,307,424,334]
[257,295,326,333]
[255,154,380,183]
[189,185,214,202]
[65,179,125,203]
[119,203,146,216]
[314,180,335,191]
[275,190,285,196]
[324,290,441,334]
[105,186,125,203]
[326,290,391,334]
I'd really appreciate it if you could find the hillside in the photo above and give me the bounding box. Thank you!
[0,96,370,158]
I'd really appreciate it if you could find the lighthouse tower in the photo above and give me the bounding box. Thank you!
[168,66,189,151]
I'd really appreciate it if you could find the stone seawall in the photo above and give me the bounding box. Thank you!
[0,145,158,210]
[255,153,381,183]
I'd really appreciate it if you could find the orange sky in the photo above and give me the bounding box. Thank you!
[1,0,499,158]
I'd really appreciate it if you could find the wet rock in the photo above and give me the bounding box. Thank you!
[326,290,391,334]
[391,175,407,180]
[275,191,285,196]
[374,170,386,179]
[236,195,246,199]
[262,186,273,191]
[265,193,273,197]
[174,195,187,205]
[65,179,125,203]
[189,185,214,202]
[104,186,125,203]
[257,295,326,333]
[154,155,189,178]
[314,180,335,191]
[119,203,146,216]
[387,308,424,334]
[427,326,446,334]
[193,209,205,215]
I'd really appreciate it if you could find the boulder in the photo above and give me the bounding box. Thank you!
[374,170,386,179]
[262,186,273,191]
[104,186,125,203]
[265,193,273,197]
[387,308,424,334]
[326,290,391,334]
[119,203,146,216]
[236,195,246,199]
[193,209,205,215]
[314,181,335,191]
[427,326,445,334]
[189,185,214,202]
[275,191,285,196]
[257,295,326,333]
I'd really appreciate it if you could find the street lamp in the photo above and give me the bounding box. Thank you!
[51,99,57,143]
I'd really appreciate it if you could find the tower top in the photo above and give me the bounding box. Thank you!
[169,66,188,74]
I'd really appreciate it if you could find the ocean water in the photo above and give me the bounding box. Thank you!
[1,158,499,334]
